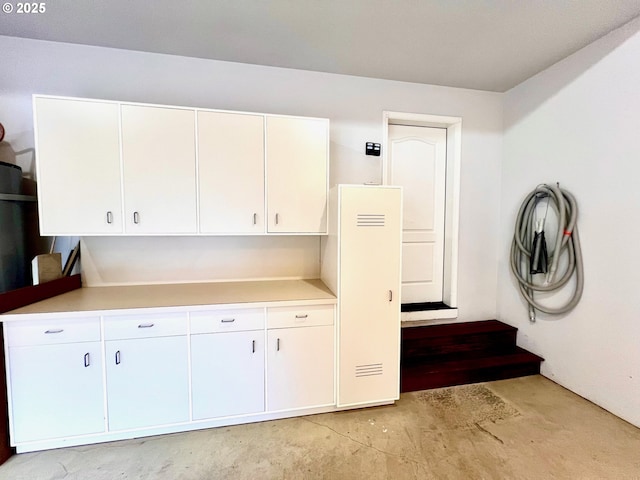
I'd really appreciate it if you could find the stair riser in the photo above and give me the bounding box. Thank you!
[402,330,518,362]
[401,362,541,393]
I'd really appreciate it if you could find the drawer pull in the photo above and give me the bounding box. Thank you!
[295,314,308,319]
[44,329,64,334]
[220,318,236,323]
[84,352,90,368]
[115,350,121,365]
[138,323,155,328]
[252,340,256,353]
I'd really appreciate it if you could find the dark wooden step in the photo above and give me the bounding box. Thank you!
[401,302,452,312]
[401,347,543,392]
[402,320,518,363]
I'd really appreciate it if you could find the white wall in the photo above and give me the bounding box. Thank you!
[0,35,502,320]
[498,17,640,427]
[81,236,320,286]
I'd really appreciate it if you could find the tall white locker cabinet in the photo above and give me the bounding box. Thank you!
[328,185,402,407]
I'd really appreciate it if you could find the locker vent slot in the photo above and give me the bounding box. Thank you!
[355,363,383,377]
[356,214,385,227]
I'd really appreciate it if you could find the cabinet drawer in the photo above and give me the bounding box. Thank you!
[5,317,101,346]
[267,305,334,329]
[190,308,264,334]
[104,313,187,340]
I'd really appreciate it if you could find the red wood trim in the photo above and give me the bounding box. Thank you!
[0,326,12,464]
[0,274,82,314]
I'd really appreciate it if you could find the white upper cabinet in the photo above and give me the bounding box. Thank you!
[197,111,265,234]
[34,97,123,235]
[266,116,329,234]
[33,96,329,236]
[121,105,197,234]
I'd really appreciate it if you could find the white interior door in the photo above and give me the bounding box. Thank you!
[388,125,447,304]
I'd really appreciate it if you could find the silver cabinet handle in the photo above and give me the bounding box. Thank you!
[45,329,64,334]
[276,338,280,351]
[84,352,90,367]
[252,340,256,353]
[275,213,279,225]
[106,211,113,224]
[295,314,308,319]
[138,323,155,328]
[253,213,257,225]
[133,211,140,224]
[389,290,393,302]
[115,350,121,365]
[220,318,235,323]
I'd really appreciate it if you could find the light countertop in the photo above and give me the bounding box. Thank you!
[2,279,336,318]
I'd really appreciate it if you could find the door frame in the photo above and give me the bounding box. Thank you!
[382,111,461,320]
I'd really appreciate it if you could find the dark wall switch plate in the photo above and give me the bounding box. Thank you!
[366,142,381,156]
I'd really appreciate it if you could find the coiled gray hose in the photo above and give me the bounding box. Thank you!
[510,184,584,322]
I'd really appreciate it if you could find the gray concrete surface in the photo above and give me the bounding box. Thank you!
[1,375,639,479]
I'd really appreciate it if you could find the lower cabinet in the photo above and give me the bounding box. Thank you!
[266,325,334,411]
[9,341,105,443]
[191,330,264,420]
[105,336,189,431]
[4,302,337,450]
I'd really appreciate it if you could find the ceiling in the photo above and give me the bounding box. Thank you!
[1,1,639,92]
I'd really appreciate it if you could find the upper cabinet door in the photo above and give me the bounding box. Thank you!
[34,97,123,235]
[266,116,328,234]
[121,105,197,234]
[198,111,265,234]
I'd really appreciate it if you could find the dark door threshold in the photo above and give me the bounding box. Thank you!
[401,302,454,313]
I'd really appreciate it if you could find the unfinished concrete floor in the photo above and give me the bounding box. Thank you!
[0,375,639,479]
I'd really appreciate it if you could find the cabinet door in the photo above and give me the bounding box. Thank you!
[191,331,264,420]
[9,342,104,443]
[266,116,328,233]
[105,336,189,431]
[338,186,402,406]
[121,105,197,233]
[34,97,123,234]
[267,325,334,411]
[198,111,265,233]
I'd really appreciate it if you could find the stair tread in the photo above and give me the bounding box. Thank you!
[402,347,543,374]
[401,320,516,340]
